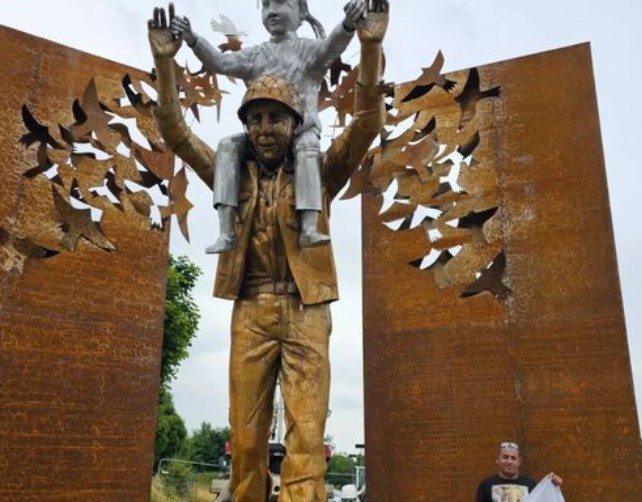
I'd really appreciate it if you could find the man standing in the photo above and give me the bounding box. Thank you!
[147,2,389,501]
[476,442,563,502]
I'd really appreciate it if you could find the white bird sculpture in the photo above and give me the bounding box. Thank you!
[210,13,247,37]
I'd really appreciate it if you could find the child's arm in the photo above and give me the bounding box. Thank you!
[314,0,367,69]
[170,15,253,79]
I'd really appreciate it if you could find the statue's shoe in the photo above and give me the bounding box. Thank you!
[205,234,236,254]
[298,229,330,248]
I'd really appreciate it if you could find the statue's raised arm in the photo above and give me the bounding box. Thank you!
[148,3,216,187]
[147,4,181,72]
[357,0,389,87]
[323,0,390,199]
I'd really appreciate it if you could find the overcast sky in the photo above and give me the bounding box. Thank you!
[4,0,641,454]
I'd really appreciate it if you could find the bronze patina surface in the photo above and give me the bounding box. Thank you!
[362,43,641,500]
[148,2,388,498]
[0,26,173,500]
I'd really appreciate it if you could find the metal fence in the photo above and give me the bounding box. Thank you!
[155,458,228,502]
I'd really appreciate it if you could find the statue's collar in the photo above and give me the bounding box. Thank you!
[270,31,298,43]
[257,159,294,178]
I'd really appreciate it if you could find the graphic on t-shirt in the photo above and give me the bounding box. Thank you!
[491,484,530,502]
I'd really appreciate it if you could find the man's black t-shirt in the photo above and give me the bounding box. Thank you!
[476,474,537,502]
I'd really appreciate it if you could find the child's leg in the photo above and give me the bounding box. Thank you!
[293,131,330,248]
[206,133,247,254]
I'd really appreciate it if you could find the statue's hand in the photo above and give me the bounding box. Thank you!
[358,0,389,43]
[343,0,367,31]
[170,15,197,47]
[148,3,182,59]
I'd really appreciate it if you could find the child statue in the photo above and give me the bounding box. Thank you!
[170,0,367,252]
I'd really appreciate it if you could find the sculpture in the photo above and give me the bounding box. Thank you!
[147,1,389,500]
[169,0,367,253]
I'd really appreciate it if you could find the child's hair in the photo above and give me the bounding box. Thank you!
[298,0,326,39]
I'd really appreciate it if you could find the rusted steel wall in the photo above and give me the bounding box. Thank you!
[0,27,171,501]
[362,43,641,500]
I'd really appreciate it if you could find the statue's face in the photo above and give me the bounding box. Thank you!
[244,100,297,167]
[261,0,301,36]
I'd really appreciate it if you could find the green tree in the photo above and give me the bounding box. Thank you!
[154,387,188,468]
[153,255,202,469]
[189,422,230,466]
[162,458,193,497]
[326,453,355,488]
[161,254,202,389]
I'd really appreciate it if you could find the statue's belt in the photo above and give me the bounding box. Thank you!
[240,281,299,297]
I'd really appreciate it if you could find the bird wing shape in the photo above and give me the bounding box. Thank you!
[211,13,246,36]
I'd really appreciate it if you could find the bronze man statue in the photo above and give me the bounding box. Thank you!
[148,1,389,500]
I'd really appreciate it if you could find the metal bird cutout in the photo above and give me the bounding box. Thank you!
[211,14,246,52]
[14,71,191,264]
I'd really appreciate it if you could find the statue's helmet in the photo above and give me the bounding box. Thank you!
[238,74,303,125]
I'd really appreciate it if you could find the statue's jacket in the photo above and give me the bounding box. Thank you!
[153,47,384,305]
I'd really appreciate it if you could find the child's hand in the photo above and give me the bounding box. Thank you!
[170,15,197,47]
[343,0,367,31]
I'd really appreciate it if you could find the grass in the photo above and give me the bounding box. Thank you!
[150,473,219,502]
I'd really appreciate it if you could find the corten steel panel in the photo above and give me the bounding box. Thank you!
[0,27,171,500]
[362,44,641,500]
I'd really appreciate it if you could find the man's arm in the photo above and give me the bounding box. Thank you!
[323,1,389,199]
[475,478,490,502]
[148,5,216,188]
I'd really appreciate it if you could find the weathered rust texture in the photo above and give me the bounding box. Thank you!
[362,43,641,500]
[0,26,172,500]
[344,51,506,298]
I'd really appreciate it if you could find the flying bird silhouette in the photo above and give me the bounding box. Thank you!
[20,105,65,150]
[158,166,192,241]
[70,79,114,146]
[22,143,62,184]
[329,68,359,124]
[457,207,498,229]
[341,153,377,200]
[58,124,75,147]
[329,57,352,87]
[457,131,480,159]
[461,251,511,299]
[53,187,115,252]
[122,74,152,117]
[0,227,59,274]
[455,68,501,130]
[397,51,456,104]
